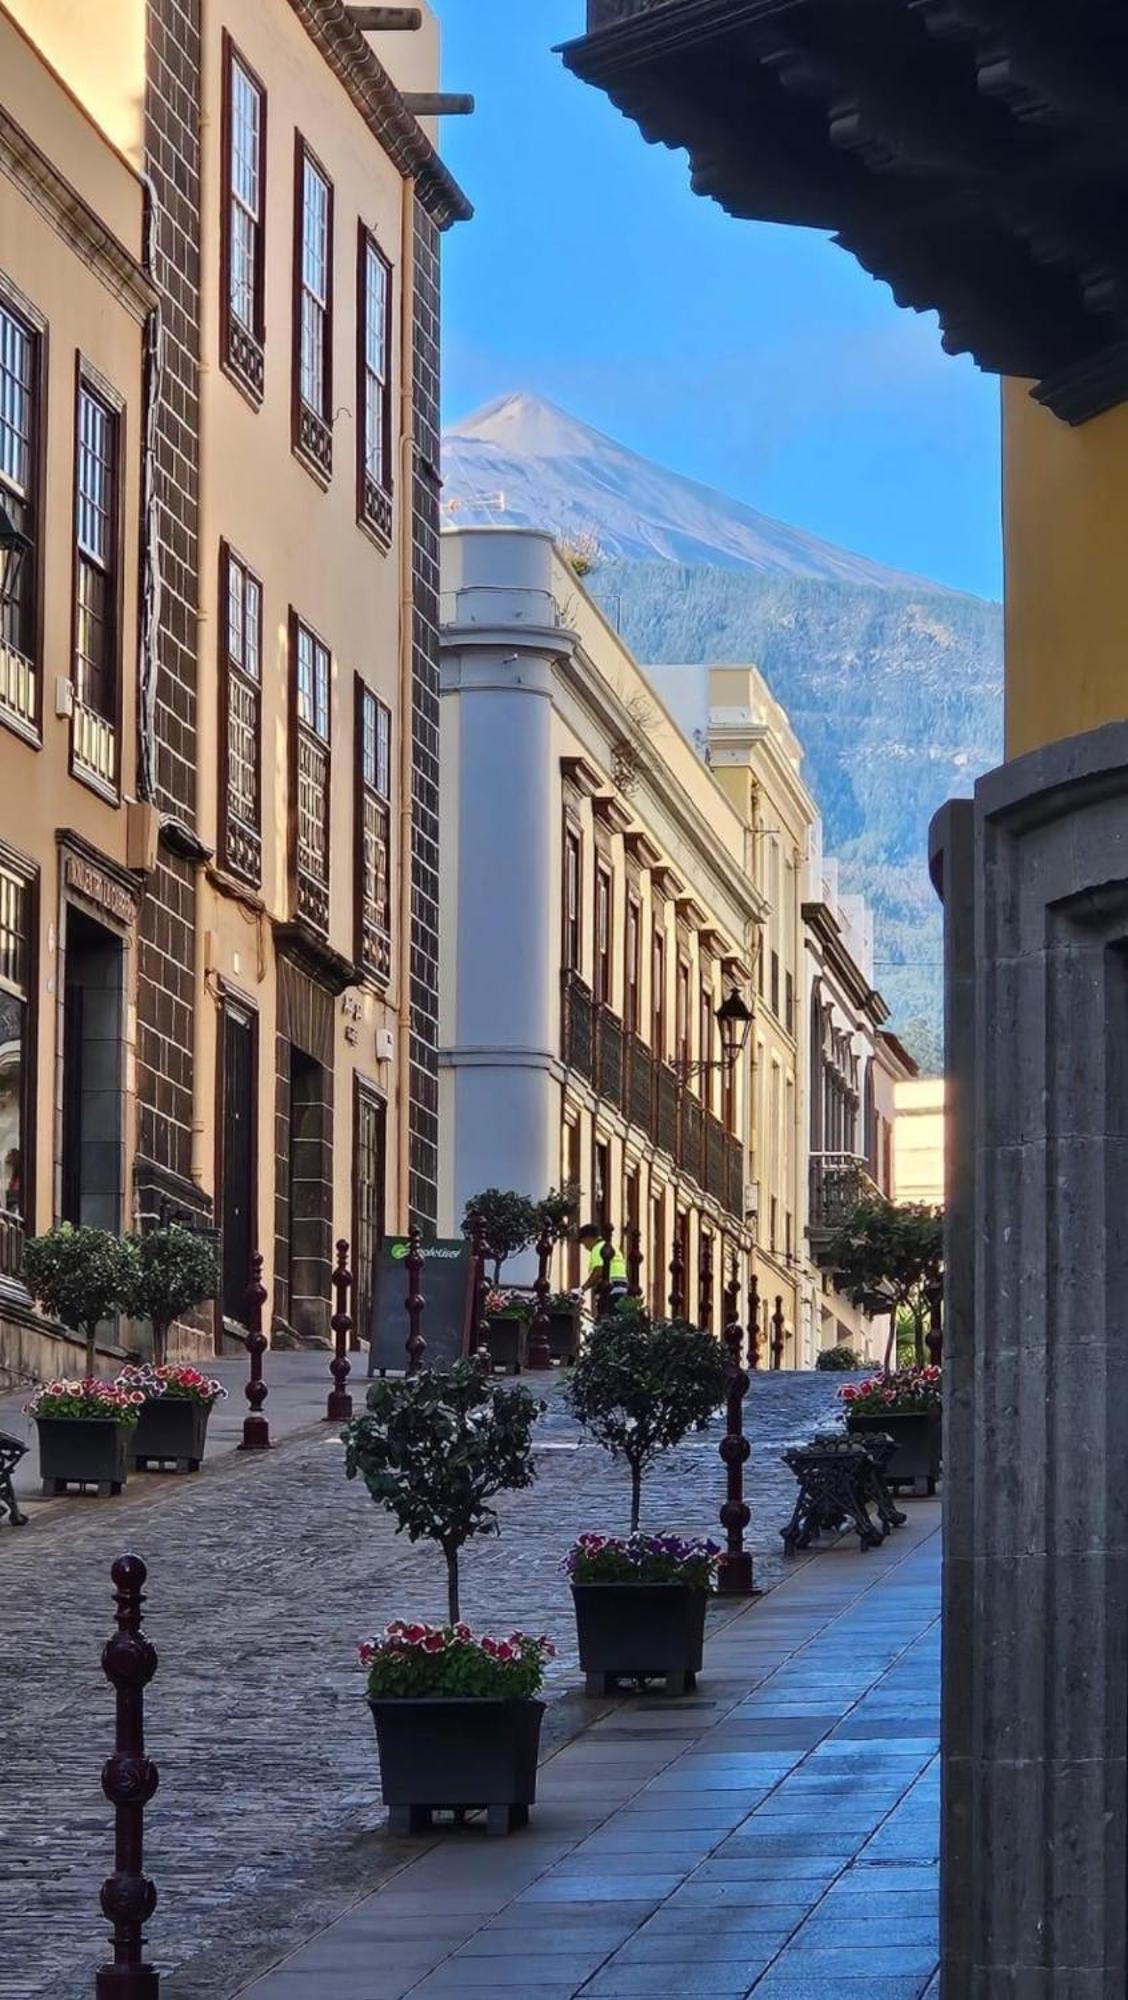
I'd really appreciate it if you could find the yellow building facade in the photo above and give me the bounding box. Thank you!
[1,0,467,1373]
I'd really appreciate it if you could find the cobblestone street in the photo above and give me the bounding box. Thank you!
[1,1364,850,2000]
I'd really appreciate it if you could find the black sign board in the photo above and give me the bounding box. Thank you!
[367,1236,474,1375]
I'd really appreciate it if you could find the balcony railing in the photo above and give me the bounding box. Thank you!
[296,730,330,935]
[809,1152,881,1235]
[0,639,36,735]
[0,1209,25,1281]
[561,969,594,1082]
[595,1006,624,1114]
[560,972,745,1221]
[72,698,115,790]
[626,1034,654,1136]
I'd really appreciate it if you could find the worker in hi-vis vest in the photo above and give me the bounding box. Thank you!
[578,1220,629,1312]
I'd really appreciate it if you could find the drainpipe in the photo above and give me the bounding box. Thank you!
[395,179,416,1233]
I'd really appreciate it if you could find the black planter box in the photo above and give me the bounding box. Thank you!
[572,1581,708,1696]
[131,1398,212,1472]
[547,1308,579,1363]
[369,1696,545,1836]
[486,1317,527,1374]
[847,1410,941,1496]
[37,1417,130,1496]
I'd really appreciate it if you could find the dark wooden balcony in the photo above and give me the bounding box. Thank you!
[809,1151,881,1261]
[595,1006,624,1115]
[561,969,595,1083]
[626,1034,654,1138]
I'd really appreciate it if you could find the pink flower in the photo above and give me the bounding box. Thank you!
[422,1631,446,1654]
[494,1640,515,1663]
[454,1622,472,1641]
[358,1643,376,1666]
[402,1623,427,1647]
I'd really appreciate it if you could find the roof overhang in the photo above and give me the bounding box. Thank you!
[562,0,1128,424]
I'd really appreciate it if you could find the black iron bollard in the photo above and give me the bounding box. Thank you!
[238,1253,270,1452]
[669,1227,686,1321]
[717,1258,754,1595]
[468,1209,492,1371]
[405,1224,426,1375]
[97,1555,159,2000]
[747,1271,762,1370]
[771,1295,786,1370]
[527,1227,553,1371]
[627,1223,643,1300]
[698,1232,714,1332]
[599,1222,615,1319]
[926,1277,943,1365]
[326,1240,354,1421]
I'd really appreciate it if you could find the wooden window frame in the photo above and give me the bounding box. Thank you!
[355,675,392,987]
[356,223,394,544]
[594,860,613,1009]
[292,135,334,483]
[562,814,583,975]
[352,1076,387,1350]
[675,954,691,1075]
[0,278,47,745]
[624,892,641,1037]
[0,839,38,1245]
[214,991,259,1320]
[651,922,666,1058]
[220,34,267,404]
[69,361,124,800]
[218,541,263,886]
[288,609,332,935]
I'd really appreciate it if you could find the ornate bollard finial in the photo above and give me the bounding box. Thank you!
[747,1270,762,1370]
[97,1555,160,1999]
[669,1227,685,1321]
[326,1239,354,1421]
[238,1253,270,1452]
[468,1209,492,1372]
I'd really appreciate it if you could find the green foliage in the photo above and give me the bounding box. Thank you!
[129,1225,219,1364]
[815,1344,863,1372]
[591,559,1003,1045]
[22,1224,139,1376]
[534,1183,581,1245]
[827,1197,944,1368]
[461,1188,537,1282]
[565,1315,727,1532]
[24,1376,143,1427]
[344,1359,545,1622]
[361,1624,552,1699]
[565,1532,720,1588]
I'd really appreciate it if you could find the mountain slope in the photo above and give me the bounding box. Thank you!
[445,393,938,590]
[441,395,1004,1063]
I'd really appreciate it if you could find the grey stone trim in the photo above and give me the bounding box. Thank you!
[932,727,1128,1994]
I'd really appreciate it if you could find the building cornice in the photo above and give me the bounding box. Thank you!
[287,0,472,227]
[559,645,768,935]
[0,108,156,324]
[803,899,888,1026]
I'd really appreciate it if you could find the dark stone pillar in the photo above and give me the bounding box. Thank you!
[931,723,1128,1996]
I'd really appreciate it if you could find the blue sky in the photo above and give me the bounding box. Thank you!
[434,1,1002,601]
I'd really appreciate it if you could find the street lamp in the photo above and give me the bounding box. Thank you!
[0,501,31,622]
[715,988,753,1072]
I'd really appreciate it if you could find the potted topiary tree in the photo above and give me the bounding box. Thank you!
[128,1222,220,1367]
[484,1288,533,1373]
[22,1223,139,1378]
[564,1315,727,1695]
[345,1358,550,1835]
[461,1188,536,1285]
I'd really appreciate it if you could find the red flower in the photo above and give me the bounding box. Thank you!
[422,1631,447,1654]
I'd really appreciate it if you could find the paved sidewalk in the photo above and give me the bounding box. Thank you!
[234,1504,941,2000]
[3,1367,853,2000]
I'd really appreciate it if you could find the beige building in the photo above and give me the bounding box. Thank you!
[894,1076,945,1208]
[0,9,155,1376]
[0,0,468,1374]
[439,530,761,1337]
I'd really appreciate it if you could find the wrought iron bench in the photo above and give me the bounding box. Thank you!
[780,1430,905,1556]
[0,1432,28,1526]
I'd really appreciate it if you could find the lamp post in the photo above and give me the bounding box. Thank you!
[715,988,753,1070]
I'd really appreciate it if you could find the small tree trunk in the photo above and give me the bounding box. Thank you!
[913,1308,925,1368]
[629,1459,643,1535]
[493,1257,502,1287]
[153,1317,168,1367]
[84,1324,98,1378]
[445,1544,460,1626]
[883,1307,898,1375]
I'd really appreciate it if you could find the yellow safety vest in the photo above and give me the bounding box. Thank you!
[589,1241,628,1281]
